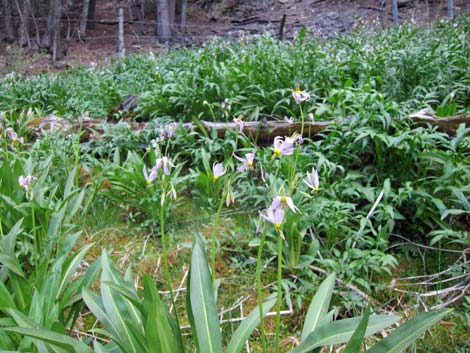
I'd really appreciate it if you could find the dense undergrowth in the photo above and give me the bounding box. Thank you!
[1,17,470,120]
[0,15,469,353]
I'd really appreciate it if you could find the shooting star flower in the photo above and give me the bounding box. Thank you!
[212,162,226,182]
[273,136,294,157]
[143,165,158,185]
[304,168,320,194]
[268,196,300,214]
[292,86,311,104]
[234,152,255,172]
[259,207,285,230]
[156,156,175,176]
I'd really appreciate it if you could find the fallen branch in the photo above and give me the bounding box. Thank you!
[28,107,470,143]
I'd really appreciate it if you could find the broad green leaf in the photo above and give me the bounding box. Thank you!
[5,327,93,353]
[289,315,398,353]
[342,305,370,353]
[366,308,452,353]
[300,273,336,341]
[82,289,118,337]
[226,298,276,353]
[188,234,223,353]
[57,244,94,299]
[100,252,142,353]
[0,280,16,310]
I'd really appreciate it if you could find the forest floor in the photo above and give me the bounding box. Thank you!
[1,0,470,75]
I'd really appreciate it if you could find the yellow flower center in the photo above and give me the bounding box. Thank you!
[274,223,282,229]
[146,180,152,186]
[273,148,281,156]
[280,197,286,203]
[213,176,218,182]
[247,161,253,167]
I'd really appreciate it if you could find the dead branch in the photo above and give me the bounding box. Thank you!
[28,107,470,143]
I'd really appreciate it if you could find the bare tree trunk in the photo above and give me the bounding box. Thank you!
[2,0,15,42]
[447,0,453,18]
[155,0,171,42]
[178,0,186,32]
[87,0,96,29]
[51,0,62,62]
[392,0,399,24]
[118,6,125,57]
[168,0,175,29]
[127,0,133,21]
[13,0,31,47]
[79,0,90,37]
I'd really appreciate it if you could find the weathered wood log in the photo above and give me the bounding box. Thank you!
[409,108,470,135]
[28,108,470,144]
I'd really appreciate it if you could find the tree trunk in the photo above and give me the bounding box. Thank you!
[79,0,90,37]
[2,0,15,42]
[118,6,125,57]
[178,0,186,32]
[168,0,175,28]
[155,0,171,41]
[13,0,31,48]
[87,0,96,29]
[50,0,62,62]
[392,0,398,24]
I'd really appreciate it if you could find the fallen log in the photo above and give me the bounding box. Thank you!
[409,108,470,135]
[28,108,470,143]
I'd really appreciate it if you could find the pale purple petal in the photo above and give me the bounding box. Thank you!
[285,197,300,213]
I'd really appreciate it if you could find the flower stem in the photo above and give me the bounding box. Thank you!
[160,179,181,328]
[211,191,225,285]
[31,201,39,255]
[275,231,284,353]
[256,227,268,353]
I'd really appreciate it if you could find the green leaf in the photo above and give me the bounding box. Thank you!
[188,234,223,353]
[342,305,370,353]
[5,327,93,353]
[57,244,94,299]
[289,315,398,353]
[300,273,336,341]
[0,281,17,311]
[226,298,276,353]
[366,308,452,353]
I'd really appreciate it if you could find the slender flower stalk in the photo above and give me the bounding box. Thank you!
[160,176,181,328]
[256,226,269,353]
[275,230,284,353]
[210,189,225,285]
